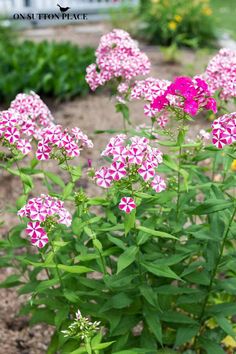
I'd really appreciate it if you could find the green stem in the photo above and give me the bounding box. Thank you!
[193,205,236,349]
[176,145,182,218]
[98,248,107,275]
[15,160,27,195]
[50,239,64,291]
[64,155,74,184]
[39,250,52,282]
[123,116,127,134]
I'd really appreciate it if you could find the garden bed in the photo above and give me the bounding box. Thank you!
[0,24,225,354]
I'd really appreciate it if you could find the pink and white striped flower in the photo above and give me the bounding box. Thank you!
[95,167,112,188]
[151,175,166,193]
[112,146,129,163]
[119,197,136,214]
[128,147,144,165]
[31,231,49,248]
[26,221,46,238]
[4,127,20,144]
[212,112,236,149]
[109,161,127,181]
[18,195,72,249]
[16,139,32,155]
[138,162,155,181]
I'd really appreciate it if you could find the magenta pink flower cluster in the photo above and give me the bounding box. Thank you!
[151,76,217,117]
[212,112,236,149]
[202,48,236,101]
[0,92,54,156]
[94,134,166,213]
[18,194,72,248]
[86,29,151,91]
[130,78,171,128]
[36,125,93,161]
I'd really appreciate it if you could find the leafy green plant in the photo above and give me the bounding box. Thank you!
[138,0,216,48]
[0,31,236,354]
[0,40,95,102]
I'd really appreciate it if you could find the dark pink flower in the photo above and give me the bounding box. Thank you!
[151,95,169,111]
[204,97,217,114]
[184,100,199,116]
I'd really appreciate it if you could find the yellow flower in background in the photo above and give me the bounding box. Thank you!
[206,318,217,329]
[168,21,177,31]
[174,15,182,23]
[151,0,159,3]
[222,335,236,348]
[231,160,236,172]
[202,6,212,16]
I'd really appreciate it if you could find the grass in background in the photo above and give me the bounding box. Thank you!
[211,0,236,39]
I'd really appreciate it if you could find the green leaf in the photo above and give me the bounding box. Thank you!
[71,165,82,182]
[215,315,236,338]
[144,305,162,345]
[62,182,74,199]
[208,303,236,317]
[115,103,131,124]
[161,311,197,324]
[124,210,136,236]
[93,238,103,252]
[189,199,234,215]
[136,226,178,240]
[113,350,152,354]
[139,285,159,308]
[92,341,115,350]
[35,278,59,293]
[0,274,22,288]
[46,332,59,354]
[21,173,34,192]
[16,194,28,209]
[55,307,69,328]
[198,337,225,354]
[117,246,138,274]
[57,265,93,274]
[44,171,65,188]
[142,262,182,281]
[175,325,199,346]
[30,308,55,325]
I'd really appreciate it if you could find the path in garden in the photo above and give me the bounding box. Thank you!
[0,23,222,354]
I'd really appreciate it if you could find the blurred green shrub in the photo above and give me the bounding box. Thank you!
[138,0,216,48]
[0,40,95,102]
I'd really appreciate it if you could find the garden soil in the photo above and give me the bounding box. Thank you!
[0,23,214,354]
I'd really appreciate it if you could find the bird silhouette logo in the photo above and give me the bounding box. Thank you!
[57,3,70,12]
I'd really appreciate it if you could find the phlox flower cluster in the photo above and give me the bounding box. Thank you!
[151,76,217,117]
[36,125,93,161]
[18,194,72,248]
[212,112,236,149]
[94,134,166,213]
[10,91,54,139]
[0,92,54,157]
[0,109,32,156]
[129,77,171,128]
[202,48,236,101]
[86,29,151,91]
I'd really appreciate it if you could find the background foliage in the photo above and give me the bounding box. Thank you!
[0,39,95,103]
[138,0,216,48]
